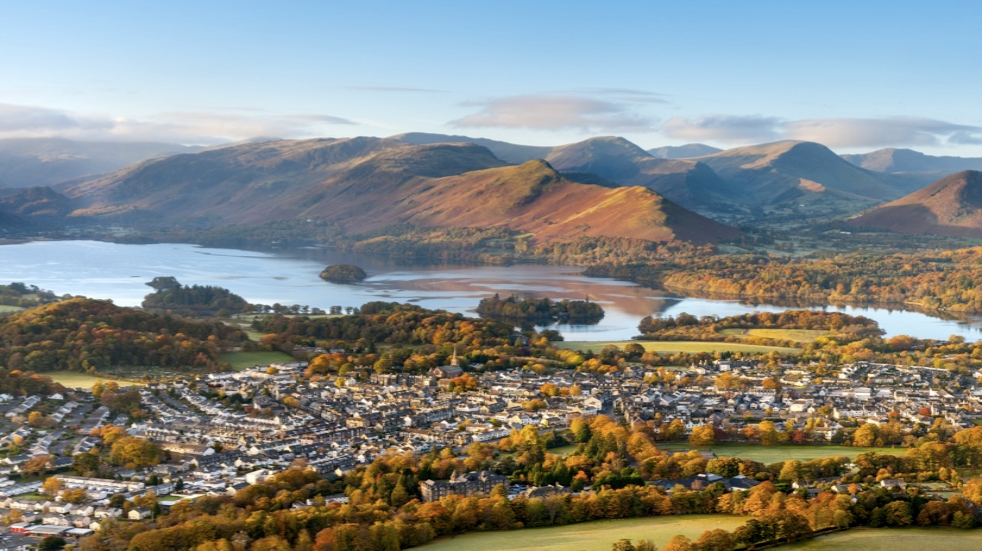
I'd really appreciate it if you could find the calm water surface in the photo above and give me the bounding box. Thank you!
[1,240,980,342]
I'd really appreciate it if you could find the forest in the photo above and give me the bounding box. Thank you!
[475,295,605,325]
[0,298,245,372]
[586,246,982,313]
[142,282,251,317]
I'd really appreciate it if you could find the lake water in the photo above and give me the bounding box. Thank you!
[1,240,981,342]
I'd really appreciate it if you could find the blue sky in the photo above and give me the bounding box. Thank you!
[1,0,981,154]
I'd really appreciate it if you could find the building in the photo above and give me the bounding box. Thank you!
[419,470,508,502]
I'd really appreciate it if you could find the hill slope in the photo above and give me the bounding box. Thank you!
[847,170,982,237]
[0,137,198,188]
[64,138,740,244]
[695,141,903,208]
[648,143,722,158]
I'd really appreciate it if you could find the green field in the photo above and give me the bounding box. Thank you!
[557,341,800,355]
[0,304,23,313]
[46,370,145,389]
[415,515,747,551]
[718,328,829,344]
[655,443,907,463]
[219,350,295,371]
[781,527,982,551]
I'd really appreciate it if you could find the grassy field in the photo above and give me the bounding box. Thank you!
[46,370,145,389]
[0,304,23,313]
[557,341,800,354]
[546,444,580,456]
[781,527,982,550]
[655,443,907,463]
[718,328,829,344]
[219,350,295,371]
[415,515,748,551]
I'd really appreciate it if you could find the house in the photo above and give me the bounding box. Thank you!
[128,508,152,520]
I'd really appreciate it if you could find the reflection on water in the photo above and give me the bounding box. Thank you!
[0,240,980,342]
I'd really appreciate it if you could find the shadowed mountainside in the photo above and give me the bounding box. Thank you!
[847,170,982,237]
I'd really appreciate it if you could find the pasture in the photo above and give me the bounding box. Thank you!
[219,350,295,371]
[556,340,800,355]
[717,328,829,344]
[780,527,982,551]
[654,443,907,463]
[46,370,145,389]
[414,514,747,551]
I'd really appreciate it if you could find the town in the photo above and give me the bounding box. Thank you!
[0,340,978,549]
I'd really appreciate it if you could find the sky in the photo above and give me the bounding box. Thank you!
[1,0,981,155]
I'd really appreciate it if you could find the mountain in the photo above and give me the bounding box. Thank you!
[0,138,200,188]
[64,137,739,244]
[0,186,74,221]
[842,148,982,174]
[543,136,734,208]
[648,143,722,158]
[391,132,550,164]
[393,133,733,209]
[847,170,982,237]
[841,148,982,191]
[694,141,904,208]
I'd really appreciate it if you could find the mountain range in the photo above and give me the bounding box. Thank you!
[3,133,982,244]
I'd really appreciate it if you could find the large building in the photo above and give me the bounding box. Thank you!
[419,470,508,502]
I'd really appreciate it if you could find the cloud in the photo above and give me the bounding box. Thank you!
[785,117,982,148]
[661,114,982,148]
[344,86,447,93]
[451,95,654,132]
[661,115,782,143]
[0,103,355,144]
[573,88,669,104]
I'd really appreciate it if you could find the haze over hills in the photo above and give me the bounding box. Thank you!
[0,137,200,189]
[693,140,906,208]
[842,148,982,191]
[392,132,551,164]
[847,170,982,238]
[61,137,739,244]
[648,143,722,159]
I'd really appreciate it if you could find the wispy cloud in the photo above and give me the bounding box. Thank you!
[661,114,982,148]
[0,103,355,144]
[786,117,982,148]
[661,115,782,143]
[451,95,655,132]
[344,86,447,93]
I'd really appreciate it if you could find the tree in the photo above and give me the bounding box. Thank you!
[39,536,67,551]
[696,529,735,551]
[689,424,715,447]
[42,477,62,499]
[662,534,695,551]
[21,455,51,476]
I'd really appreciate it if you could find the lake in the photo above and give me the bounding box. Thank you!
[2,240,981,342]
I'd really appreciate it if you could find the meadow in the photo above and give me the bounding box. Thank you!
[413,514,747,551]
[779,527,982,551]
[717,328,829,344]
[45,370,145,389]
[654,443,907,463]
[557,341,800,355]
[219,350,295,371]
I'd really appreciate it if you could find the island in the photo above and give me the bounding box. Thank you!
[475,294,605,324]
[319,264,368,284]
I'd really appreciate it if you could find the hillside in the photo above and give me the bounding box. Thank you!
[694,140,903,208]
[847,170,982,237]
[63,138,739,244]
[0,137,198,188]
[648,143,722,158]
[543,136,734,208]
[392,132,550,163]
[842,148,982,191]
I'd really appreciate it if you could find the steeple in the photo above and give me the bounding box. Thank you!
[451,346,459,367]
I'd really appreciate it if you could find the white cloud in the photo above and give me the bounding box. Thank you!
[785,117,982,148]
[0,103,356,144]
[661,114,982,149]
[661,115,782,143]
[451,95,654,132]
